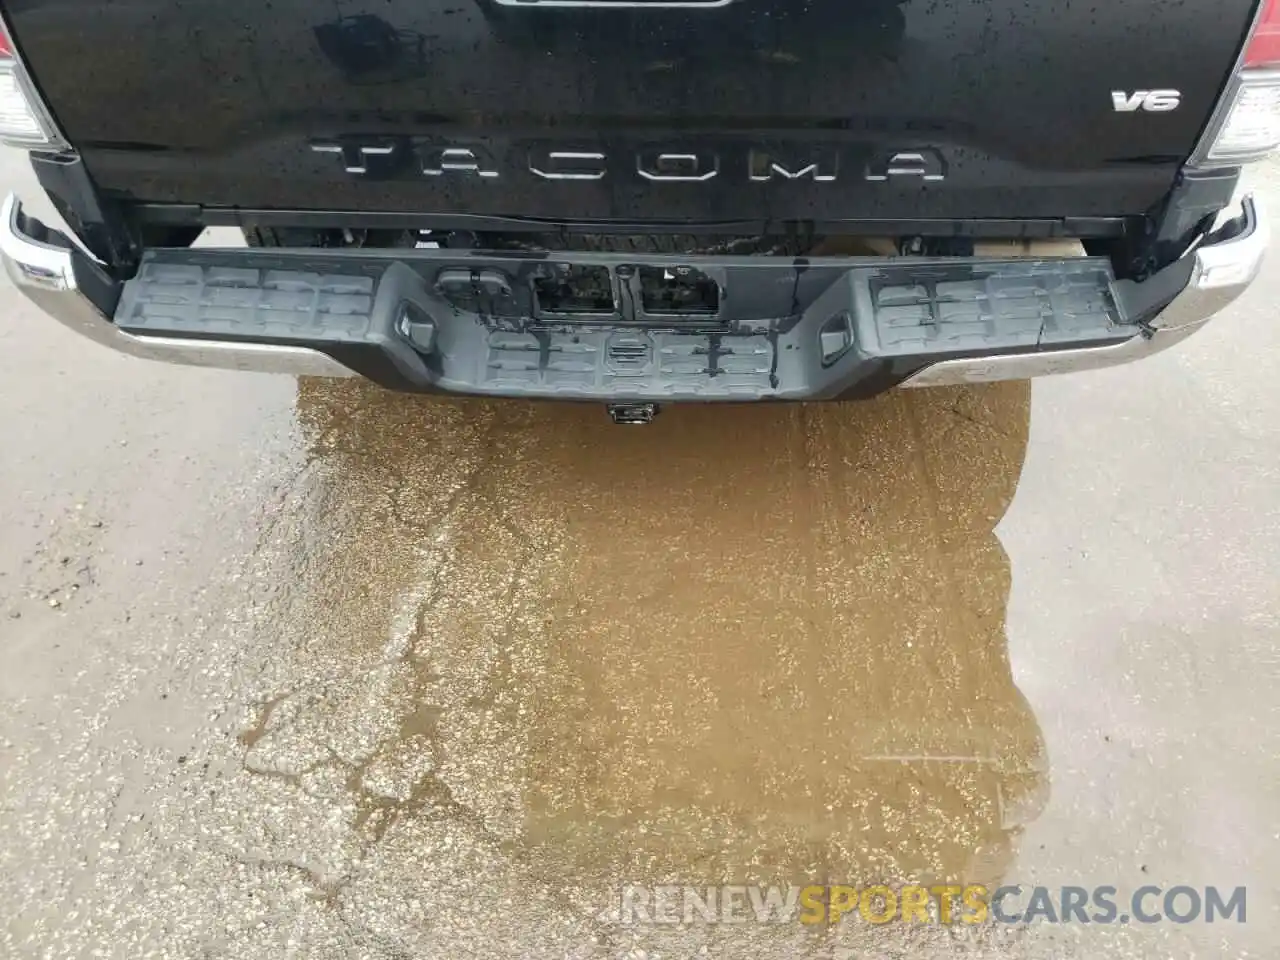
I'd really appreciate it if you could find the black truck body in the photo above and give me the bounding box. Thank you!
[0,0,1272,414]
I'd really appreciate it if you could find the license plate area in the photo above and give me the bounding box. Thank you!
[636,264,720,318]
[531,261,725,326]
[531,264,616,317]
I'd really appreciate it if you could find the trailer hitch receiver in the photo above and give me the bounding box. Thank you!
[607,402,659,424]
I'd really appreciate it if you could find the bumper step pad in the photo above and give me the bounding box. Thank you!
[117,261,382,341]
[114,250,1131,399]
[863,262,1124,354]
[481,330,777,396]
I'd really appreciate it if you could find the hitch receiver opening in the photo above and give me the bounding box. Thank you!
[607,402,660,424]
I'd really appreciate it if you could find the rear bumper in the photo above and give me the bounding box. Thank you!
[902,195,1269,386]
[0,196,353,379]
[2,191,1267,399]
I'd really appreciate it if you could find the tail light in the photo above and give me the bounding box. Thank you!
[0,16,67,150]
[1195,0,1280,165]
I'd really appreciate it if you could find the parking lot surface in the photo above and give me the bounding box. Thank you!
[1,153,1277,958]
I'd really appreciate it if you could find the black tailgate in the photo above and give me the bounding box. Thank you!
[5,0,1260,224]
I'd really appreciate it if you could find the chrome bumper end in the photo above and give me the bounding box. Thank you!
[901,192,1269,386]
[0,194,355,378]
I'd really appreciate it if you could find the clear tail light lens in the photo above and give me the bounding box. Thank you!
[0,16,67,150]
[1197,0,1280,164]
[1202,70,1280,163]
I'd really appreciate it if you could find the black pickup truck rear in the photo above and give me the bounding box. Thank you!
[0,0,1272,414]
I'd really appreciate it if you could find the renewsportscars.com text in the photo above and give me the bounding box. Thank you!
[616,884,1247,926]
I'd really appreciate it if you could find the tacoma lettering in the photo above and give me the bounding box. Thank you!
[310,141,946,183]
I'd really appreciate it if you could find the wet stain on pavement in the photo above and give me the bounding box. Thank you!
[225,380,1045,955]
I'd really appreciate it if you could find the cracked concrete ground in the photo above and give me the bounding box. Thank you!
[1,153,1278,960]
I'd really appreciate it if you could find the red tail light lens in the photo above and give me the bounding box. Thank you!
[1245,0,1280,67]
